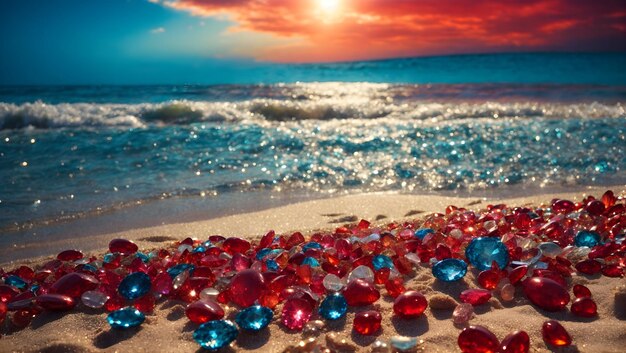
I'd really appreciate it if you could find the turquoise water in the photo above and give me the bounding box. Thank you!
[0,54,625,232]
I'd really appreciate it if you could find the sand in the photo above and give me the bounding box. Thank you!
[1,186,625,352]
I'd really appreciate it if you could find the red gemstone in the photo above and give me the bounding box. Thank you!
[34,294,76,311]
[353,310,382,335]
[522,277,569,312]
[56,249,84,262]
[259,290,279,309]
[0,302,6,322]
[542,320,572,347]
[229,269,265,307]
[585,200,605,216]
[575,259,602,275]
[571,297,597,317]
[460,289,492,306]
[393,290,427,318]
[458,325,500,353]
[50,272,99,298]
[0,285,18,303]
[477,269,501,290]
[343,279,380,306]
[601,264,624,278]
[572,284,592,298]
[134,293,156,313]
[108,238,138,255]
[179,277,213,302]
[435,244,452,260]
[185,299,225,324]
[104,295,125,312]
[508,266,528,285]
[281,298,312,331]
[532,270,567,288]
[499,330,530,353]
[601,190,616,208]
[384,277,406,298]
[11,309,34,328]
[223,237,251,255]
[552,199,575,214]
[374,268,390,285]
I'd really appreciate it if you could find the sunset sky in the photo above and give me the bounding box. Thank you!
[1,0,624,83]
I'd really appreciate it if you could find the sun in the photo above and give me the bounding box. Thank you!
[317,0,340,13]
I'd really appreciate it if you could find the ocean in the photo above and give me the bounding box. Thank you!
[0,53,625,238]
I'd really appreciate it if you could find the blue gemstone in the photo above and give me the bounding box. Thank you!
[301,257,320,267]
[432,258,467,282]
[266,259,280,271]
[256,248,272,260]
[103,253,116,264]
[194,320,239,350]
[107,307,145,329]
[192,246,206,253]
[574,230,601,247]
[167,263,194,278]
[318,292,348,320]
[118,272,151,300]
[302,242,323,251]
[81,264,98,272]
[235,305,273,331]
[372,254,394,270]
[465,237,510,271]
[5,275,27,289]
[136,252,150,262]
[414,228,435,240]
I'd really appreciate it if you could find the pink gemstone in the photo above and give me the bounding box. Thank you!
[185,299,225,324]
[229,269,265,307]
[50,273,99,298]
[108,238,138,255]
[153,272,173,295]
[460,289,492,306]
[572,284,592,298]
[393,290,427,318]
[522,277,569,312]
[223,237,251,255]
[458,325,500,353]
[35,294,76,311]
[499,330,530,353]
[542,320,572,347]
[231,253,251,271]
[453,303,474,324]
[343,279,380,306]
[56,250,84,262]
[571,297,597,317]
[281,298,312,331]
[353,310,382,335]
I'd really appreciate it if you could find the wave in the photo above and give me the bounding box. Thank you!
[1,98,625,130]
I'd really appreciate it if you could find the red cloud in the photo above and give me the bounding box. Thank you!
[161,0,626,62]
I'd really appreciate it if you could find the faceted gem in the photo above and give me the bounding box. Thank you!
[347,265,375,284]
[322,274,345,292]
[153,272,173,295]
[104,295,125,312]
[508,266,528,284]
[186,300,225,324]
[541,320,571,347]
[223,237,251,255]
[108,238,138,255]
[319,292,348,320]
[573,284,592,298]
[118,272,151,300]
[281,298,313,331]
[343,279,380,306]
[393,291,427,318]
[432,258,467,282]
[477,269,501,290]
[499,330,530,353]
[353,310,382,335]
[235,305,273,331]
[537,242,562,258]
[82,290,109,309]
[35,294,76,311]
[50,272,99,298]
[107,307,145,329]
[453,303,474,324]
[390,336,418,351]
[193,320,238,350]
[229,269,265,307]
[56,249,84,262]
[372,255,394,270]
[458,325,499,353]
[465,237,510,271]
[133,293,156,313]
[574,230,601,248]
[460,289,492,306]
[385,277,406,298]
[5,276,27,289]
[575,259,602,275]
[522,277,570,312]
[571,297,597,317]
[414,228,434,240]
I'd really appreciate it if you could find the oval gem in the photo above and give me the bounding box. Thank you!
[235,305,273,331]
[193,320,238,350]
[574,230,601,248]
[393,290,427,318]
[319,292,348,320]
[432,258,467,282]
[522,277,570,312]
[118,272,151,300]
[107,307,145,329]
[465,237,510,271]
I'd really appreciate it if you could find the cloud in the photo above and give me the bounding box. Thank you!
[151,27,166,34]
[160,0,626,62]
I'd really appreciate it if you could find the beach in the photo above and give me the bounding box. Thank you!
[1,186,624,352]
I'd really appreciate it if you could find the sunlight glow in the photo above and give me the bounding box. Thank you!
[317,0,340,13]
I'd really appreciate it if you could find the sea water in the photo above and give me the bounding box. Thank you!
[0,53,624,237]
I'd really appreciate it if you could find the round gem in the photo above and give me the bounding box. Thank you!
[235,305,273,331]
[499,330,530,353]
[432,258,467,282]
[353,310,382,335]
[453,303,474,324]
[347,265,375,284]
[109,238,138,255]
[343,279,380,306]
[107,307,145,329]
[541,320,571,347]
[281,298,313,331]
[319,292,348,320]
[193,319,238,350]
[522,277,570,312]
[574,230,601,247]
[500,284,515,302]
[458,325,499,353]
[118,272,151,300]
[322,274,345,292]
[460,289,492,306]
[571,297,597,317]
[393,290,427,318]
[223,237,251,255]
[229,269,265,307]
[465,237,510,271]
[573,284,592,298]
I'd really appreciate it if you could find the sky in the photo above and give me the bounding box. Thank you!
[0,0,625,84]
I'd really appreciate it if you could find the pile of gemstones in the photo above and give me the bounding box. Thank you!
[1,190,625,352]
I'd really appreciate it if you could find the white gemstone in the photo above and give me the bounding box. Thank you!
[173,270,189,290]
[390,336,418,352]
[538,242,562,258]
[81,290,109,309]
[348,265,374,284]
[449,229,463,239]
[177,244,193,253]
[199,287,219,301]
[323,274,345,292]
